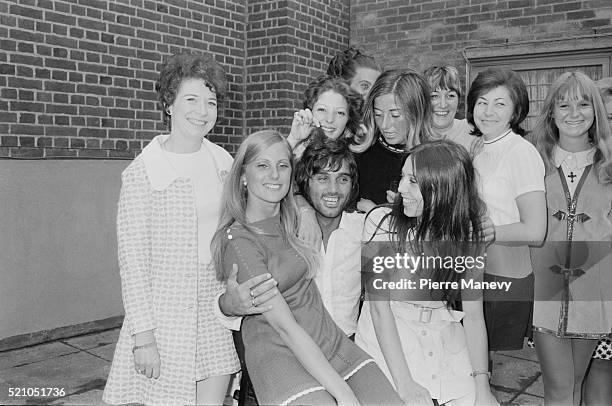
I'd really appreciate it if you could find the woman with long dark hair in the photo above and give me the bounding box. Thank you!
[355,140,497,406]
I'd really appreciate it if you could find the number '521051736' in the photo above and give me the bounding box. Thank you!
[8,387,66,397]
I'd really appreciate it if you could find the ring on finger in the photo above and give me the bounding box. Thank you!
[251,298,256,307]
[249,289,254,299]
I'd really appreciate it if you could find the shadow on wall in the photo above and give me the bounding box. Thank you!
[0,159,129,348]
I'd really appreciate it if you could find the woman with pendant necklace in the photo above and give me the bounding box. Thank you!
[103,53,239,406]
[530,71,612,406]
[467,68,547,357]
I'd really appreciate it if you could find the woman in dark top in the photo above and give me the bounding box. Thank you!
[211,130,403,405]
[356,69,434,211]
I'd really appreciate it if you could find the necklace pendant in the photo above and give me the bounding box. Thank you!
[568,171,577,183]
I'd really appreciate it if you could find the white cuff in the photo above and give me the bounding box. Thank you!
[213,291,243,331]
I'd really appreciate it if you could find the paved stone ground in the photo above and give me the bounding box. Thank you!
[0,328,543,405]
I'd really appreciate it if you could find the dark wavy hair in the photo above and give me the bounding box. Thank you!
[361,69,434,152]
[303,75,364,144]
[467,67,529,137]
[155,52,227,130]
[326,46,382,82]
[294,130,360,212]
[372,140,486,306]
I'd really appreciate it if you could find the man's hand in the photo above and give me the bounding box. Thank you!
[219,264,278,316]
[480,215,496,246]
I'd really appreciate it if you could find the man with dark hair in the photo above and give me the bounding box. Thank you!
[294,133,364,336]
[216,133,366,338]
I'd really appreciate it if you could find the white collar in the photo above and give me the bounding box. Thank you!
[553,145,596,171]
[141,134,215,191]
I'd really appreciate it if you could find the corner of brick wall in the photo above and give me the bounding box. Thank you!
[243,0,350,138]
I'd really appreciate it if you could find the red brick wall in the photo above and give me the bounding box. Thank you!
[0,0,246,158]
[0,0,350,158]
[350,0,612,95]
[244,0,350,134]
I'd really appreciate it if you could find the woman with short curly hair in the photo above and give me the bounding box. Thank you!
[103,52,239,406]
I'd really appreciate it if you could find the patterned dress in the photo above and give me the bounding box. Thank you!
[103,135,239,406]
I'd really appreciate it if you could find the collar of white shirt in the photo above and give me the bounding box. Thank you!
[553,145,596,171]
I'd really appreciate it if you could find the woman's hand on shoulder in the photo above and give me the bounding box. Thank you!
[288,109,320,148]
[357,198,376,213]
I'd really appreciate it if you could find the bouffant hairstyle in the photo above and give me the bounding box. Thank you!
[466,67,529,137]
[155,52,227,129]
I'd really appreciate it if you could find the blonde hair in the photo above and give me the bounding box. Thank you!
[532,71,612,184]
[212,130,320,280]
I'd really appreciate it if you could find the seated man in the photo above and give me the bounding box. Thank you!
[215,133,365,338]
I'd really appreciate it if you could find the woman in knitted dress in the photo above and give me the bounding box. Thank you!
[211,130,403,405]
[103,53,239,406]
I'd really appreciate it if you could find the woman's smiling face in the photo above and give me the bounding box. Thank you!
[312,90,349,139]
[398,157,424,217]
[243,142,292,209]
[473,86,514,140]
[168,78,218,139]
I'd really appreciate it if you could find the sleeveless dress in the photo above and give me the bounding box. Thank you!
[221,215,375,405]
[531,163,612,338]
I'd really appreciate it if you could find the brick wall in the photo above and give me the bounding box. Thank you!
[0,0,349,158]
[351,0,612,101]
[244,0,350,133]
[0,0,246,158]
